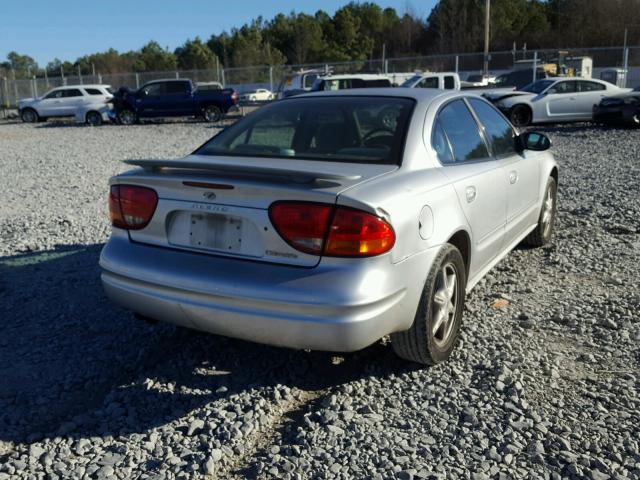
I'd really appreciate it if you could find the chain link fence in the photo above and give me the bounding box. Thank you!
[2,46,639,109]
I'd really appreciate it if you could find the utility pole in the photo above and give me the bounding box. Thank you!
[483,0,490,77]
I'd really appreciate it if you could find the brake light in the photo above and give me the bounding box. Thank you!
[268,202,395,257]
[269,202,333,254]
[325,207,395,257]
[231,91,238,104]
[109,185,158,230]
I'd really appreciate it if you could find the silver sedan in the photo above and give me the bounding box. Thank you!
[100,88,558,365]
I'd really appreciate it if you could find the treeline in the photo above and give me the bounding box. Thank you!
[2,0,639,78]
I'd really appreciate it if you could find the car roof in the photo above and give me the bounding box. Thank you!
[292,87,455,103]
[318,74,390,80]
[53,84,111,89]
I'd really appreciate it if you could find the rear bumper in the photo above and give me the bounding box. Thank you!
[100,231,434,351]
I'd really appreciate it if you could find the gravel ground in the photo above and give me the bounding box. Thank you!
[0,120,638,480]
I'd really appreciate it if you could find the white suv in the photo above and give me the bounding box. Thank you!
[19,85,114,125]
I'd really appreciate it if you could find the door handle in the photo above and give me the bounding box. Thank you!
[509,170,518,184]
[465,186,477,203]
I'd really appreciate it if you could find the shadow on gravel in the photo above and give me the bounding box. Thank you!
[0,244,416,447]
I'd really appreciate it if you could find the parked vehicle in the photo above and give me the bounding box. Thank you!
[100,88,558,365]
[196,81,224,91]
[240,88,274,102]
[492,69,549,90]
[465,74,496,87]
[310,74,392,91]
[19,84,113,124]
[402,72,461,90]
[277,68,327,98]
[486,77,631,127]
[593,91,640,127]
[109,79,238,125]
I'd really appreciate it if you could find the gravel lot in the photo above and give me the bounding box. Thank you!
[0,120,639,480]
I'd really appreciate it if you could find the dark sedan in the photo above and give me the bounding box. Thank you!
[593,92,640,127]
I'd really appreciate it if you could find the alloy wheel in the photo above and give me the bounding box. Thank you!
[541,185,554,237]
[432,263,458,347]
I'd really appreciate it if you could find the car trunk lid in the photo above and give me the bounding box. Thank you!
[116,154,397,267]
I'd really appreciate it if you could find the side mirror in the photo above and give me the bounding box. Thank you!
[517,131,551,152]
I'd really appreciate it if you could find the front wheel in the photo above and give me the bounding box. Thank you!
[391,244,466,365]
[21,108,38,123]
[118,109,137,125]
[203,105,223,123]
[509,104,532,127]
[523,176,557,247]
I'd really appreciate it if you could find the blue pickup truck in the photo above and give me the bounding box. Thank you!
[110,79,238,124]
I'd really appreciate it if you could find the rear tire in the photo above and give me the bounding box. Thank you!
[203,105,223,123]
[509,104,532,127]
[523,176,557,247]
[21,108,38,123]
[85,111,103,126]
[391,244,466,365]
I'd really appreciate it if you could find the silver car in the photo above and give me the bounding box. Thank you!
[100,89,558,365]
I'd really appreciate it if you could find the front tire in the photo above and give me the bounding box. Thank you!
[21,108,38,123]
[85,111,103,126]
[509,104,532,127]
[203,105,223,123]
[118,109,137,125]
[391,244,466,365]
[523,176,557,247]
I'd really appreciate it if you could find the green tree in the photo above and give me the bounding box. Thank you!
[6,51,38,77]
[134,41,177,72]
[175,37,216,70]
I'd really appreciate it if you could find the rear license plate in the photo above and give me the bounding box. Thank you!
[190,213,244,253]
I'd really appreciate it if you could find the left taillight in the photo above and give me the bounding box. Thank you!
[109,184,158,230]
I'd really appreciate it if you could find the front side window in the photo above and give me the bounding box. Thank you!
[142,83,164,96]
[468,98,517,158]
[196,96,415,165]
[417,77,439,89]
[62,89,83,97]
[550,81,576,94]
[521,79,554,94]
[434,99,489,163]
[44,90,63,99]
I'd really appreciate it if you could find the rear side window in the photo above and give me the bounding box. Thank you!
[434,99,489,163]
[84,88,103,95]
[62,89,84,97]
[432,120,454,164]
[44,90,64,99]
[197,96,415,165]
[551,81,576,94]
[444,76,455,89]
[468,98,517,158]
[577,81,605,92]
[166,81,189,94]
[365,79,391,88]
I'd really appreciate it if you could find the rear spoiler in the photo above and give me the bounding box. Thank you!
[123,159,362,182]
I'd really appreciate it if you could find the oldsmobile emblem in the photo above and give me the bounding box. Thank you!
[203,192,217,200]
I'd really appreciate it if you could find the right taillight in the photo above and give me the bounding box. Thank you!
[268,202,395,258]
[109,184,158,230]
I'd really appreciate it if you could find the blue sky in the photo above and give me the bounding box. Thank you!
[0,0,438,66]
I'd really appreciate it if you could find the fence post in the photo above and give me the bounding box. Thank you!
[384,59,389,74]
[175,71,179,79]
[269,66,273,92]
[135,73,140,89]
[221,68,226,87]
[33,76,38,97]
[98,73,102,84]
[532,51,538,83]
[455,55,459,73]
[623,47,629,87]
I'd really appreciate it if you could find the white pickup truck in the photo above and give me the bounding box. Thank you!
[401,72,462,90]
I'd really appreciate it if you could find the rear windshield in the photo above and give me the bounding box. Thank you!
[196,96,415,165]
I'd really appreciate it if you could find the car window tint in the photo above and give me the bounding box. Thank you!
[468,98,516,158]
[166,82,188,94]
[417,77,439,88]
[85,88,102,95]
[444,76,455,89]
[365,79,391,87]
[431,119,454,164]
[62,89,83,97]
[577,81,605,92]
[44,90,63,99]
[437,99,489,162]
